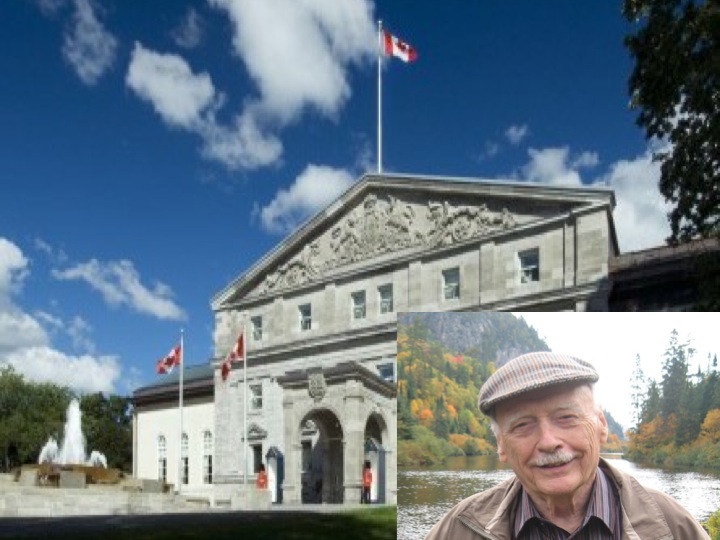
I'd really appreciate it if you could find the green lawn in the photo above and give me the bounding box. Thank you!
[1,506,397,540]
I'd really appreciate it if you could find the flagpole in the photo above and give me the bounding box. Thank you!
[377,19,383,175]
[177,329,184,495]
[242,313,248,509]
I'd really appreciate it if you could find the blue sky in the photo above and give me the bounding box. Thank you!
[0,0,671,396]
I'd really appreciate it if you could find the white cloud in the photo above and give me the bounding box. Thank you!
[515,143,671,252]
[52,258,187,321]
[62,0,117,85]
[126,43,216,129]
[572,151,600,168]
[505,124,529,145]
[4,346,119,394]
[257,164,355,234]
[477,141,500,162]
[597,147,671,252]
[172,7,204,49]
[520,147,584,186]
[210,0,376,124]
[0,237,120,394]
[0,238,29,305]
[198,107,284,170]
[34,237,68,264]
[0,310,49,354]
[126,43,282,170]
[127,0,376,170]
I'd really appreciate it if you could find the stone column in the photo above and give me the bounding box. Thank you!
[282,393,301,504]
[342,379,365,504]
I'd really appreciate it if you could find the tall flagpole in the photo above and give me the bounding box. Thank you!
[242,313,248,509]
[177,329,184,494]
[377,20,383,175]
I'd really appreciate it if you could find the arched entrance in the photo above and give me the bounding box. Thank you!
[277,362,397,505]
[364,412,389,503]
[299,408,344,503]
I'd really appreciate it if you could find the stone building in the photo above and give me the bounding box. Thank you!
[132,173,618,506]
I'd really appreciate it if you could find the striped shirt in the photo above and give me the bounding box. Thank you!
[514,467,622,539]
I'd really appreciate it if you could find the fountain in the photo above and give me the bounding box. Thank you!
[38,398,107,468]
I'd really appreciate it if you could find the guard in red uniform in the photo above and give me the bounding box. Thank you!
[361,461,372,504]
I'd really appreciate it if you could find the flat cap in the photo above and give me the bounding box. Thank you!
[478,351,599,415]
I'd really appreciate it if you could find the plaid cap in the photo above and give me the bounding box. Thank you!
[478,351,599,415]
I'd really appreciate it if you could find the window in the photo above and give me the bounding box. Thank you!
[250,383,263,410]
[378,284,393,314]
[352,290,366,320]
[251,316,263,341]
[181,433,189,485]
[299,304,312,331]
[518,249,540,284]
[203,431,213,484]
[157,435,167,483]
[442,267,460,300]
[252,444,263,473]
[377,362,395,383]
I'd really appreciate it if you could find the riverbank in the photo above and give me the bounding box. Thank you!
[398,456,720,540]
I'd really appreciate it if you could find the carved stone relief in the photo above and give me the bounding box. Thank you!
[258,191,516,295]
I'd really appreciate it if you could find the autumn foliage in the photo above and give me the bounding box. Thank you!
[626,330,720,469]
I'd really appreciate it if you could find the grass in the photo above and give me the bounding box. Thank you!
[0,506,397,540]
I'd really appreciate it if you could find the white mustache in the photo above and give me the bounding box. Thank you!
[532,451,577,467]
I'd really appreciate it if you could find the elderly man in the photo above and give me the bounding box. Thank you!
[425,351,709,539]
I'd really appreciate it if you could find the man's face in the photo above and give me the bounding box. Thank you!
[494,384,608,503]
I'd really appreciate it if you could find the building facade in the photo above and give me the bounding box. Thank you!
[132,173,618,505]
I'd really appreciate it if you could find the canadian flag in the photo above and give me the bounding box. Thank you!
[221,331,245,381]
[382,30,417,63]
[156,345,181,375]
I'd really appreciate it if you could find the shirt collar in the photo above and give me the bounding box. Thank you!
[514,467,618,537]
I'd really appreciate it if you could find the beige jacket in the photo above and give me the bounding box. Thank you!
[424,459,710,540]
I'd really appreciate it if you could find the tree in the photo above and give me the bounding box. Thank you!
[660,329,691,418]
[623,0,720,242]
[630,354,646,429]
[80,393,133,471]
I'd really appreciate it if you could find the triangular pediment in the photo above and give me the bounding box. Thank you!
[212,173,615,308]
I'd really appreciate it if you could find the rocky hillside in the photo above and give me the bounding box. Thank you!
[397,312,550,366]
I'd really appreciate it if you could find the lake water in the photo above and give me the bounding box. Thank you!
[397,454,720,540]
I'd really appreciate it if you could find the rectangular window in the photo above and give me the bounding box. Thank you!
[377,362,395,383]
[158,458,167,483]
[250,383,263,410]
[519,248,540,284]
[378,284,393,314]
[299,304,312,331]
[158,435,167,483]
[251,316,263,341]
[203,431,213,484]
[182,458,189,485]
[203,455,213,484]
[442,267,460,300]
[352,290,366,320]
[181,434,189,485]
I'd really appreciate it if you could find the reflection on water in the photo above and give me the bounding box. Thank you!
[398,455,720,540]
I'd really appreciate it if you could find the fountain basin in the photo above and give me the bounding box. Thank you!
[21,464,124,487]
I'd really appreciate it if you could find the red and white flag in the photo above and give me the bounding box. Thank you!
[382,30,417,63]
[156,345,181,375]
[221,331,245,381]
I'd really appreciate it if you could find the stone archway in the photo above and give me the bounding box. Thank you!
[277,362,396,505]
[298,408,344,503]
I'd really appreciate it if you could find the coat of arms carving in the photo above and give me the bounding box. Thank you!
[308,372,327,402]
